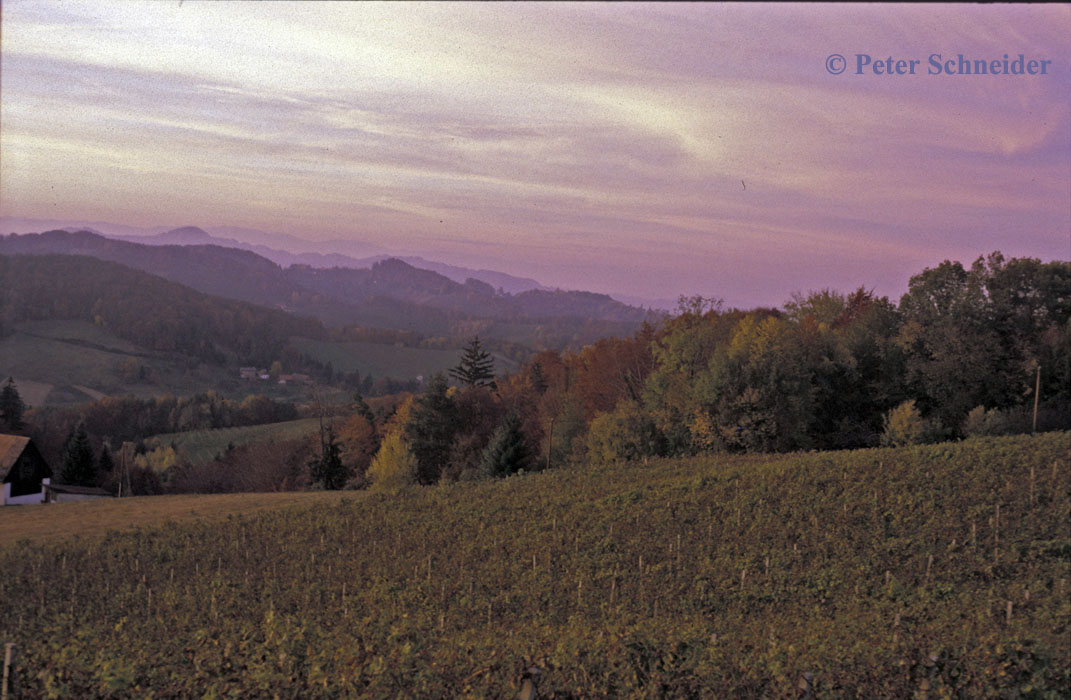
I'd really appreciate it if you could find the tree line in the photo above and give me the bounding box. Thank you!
[348,252,1069,490]
[5,251,1068,494]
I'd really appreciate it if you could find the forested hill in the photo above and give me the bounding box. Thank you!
[0,229,299,308]
[287,259,650,322]
[0,231,656,342]
[0,254,326,366]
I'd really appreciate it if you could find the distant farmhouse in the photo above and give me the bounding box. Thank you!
[1,434,52,505]
[278,373,313,386]
[1,434,112,505]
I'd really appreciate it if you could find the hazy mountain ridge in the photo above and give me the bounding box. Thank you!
[0,230,659,342]
[134,227,549,295]
[3,219,548,296]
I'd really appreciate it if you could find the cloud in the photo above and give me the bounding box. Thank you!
[1,1,1068,305]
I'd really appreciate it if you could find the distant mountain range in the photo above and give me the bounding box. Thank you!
[1,218,552,296]
[0,229,661,348]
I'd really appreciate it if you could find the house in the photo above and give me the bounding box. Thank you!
[44,483,112,503]
[239,367,258,380]
[277,373,312,386]
[0,434,53,505]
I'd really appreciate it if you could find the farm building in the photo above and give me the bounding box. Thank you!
[0,434,53,505]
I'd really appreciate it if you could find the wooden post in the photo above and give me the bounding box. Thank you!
[546,416,554,470]
[1032,365,1041,433]
[1,643,12,700]
[994,504,1000,561]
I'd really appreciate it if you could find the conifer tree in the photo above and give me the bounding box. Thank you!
[405,373,457,484]
[528,362,549,395]
[310,430,349,490]
[61,422,97,486]
[0,377,26,432]
[450,336,495,388]
[98,445,115,475]
[479,413,532,478]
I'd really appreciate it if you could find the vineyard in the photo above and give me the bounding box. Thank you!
[0,433,1068,698]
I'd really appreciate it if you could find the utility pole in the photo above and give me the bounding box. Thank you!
[1032,365,1041,433]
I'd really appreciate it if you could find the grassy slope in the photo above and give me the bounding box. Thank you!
[0,492,333,547]
[0,320,234,403]
[0,321,331,405]
[0,433,1068,697]
[151,417,329,466]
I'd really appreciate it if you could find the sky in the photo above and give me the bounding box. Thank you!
[1,2,1068,308]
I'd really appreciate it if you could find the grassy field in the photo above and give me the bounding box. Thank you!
[151,418,329,466]
[0,320,235,404]
[291,336,518,380]
[0,433,1068,697]
[0,491,336,547]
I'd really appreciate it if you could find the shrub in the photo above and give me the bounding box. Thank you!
[585,400,662,464]
[962,405,1012,437]
[880,400,926,447]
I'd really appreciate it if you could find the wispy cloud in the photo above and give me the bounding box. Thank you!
[1,1,1067,306]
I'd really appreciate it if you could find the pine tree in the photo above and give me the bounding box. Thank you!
[450,336,495,388]
[0,377,26,432]
[351,392,375,425]
[528,362,549,395]
[405,373,457,484]
[98,445,115,475]
[479,413,532,478]
[61,422,97,486]
[310,430,349,490]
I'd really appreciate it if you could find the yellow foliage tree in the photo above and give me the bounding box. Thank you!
[367,430,418,493]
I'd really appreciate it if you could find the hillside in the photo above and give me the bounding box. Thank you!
[0,231,657,345]
[0,254,326,368]
[0,229,300,308]
[0,433,1066,697]
[0,320,241,404]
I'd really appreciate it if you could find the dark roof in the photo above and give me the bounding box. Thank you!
[46,484,113,497]
[0,434,32,481]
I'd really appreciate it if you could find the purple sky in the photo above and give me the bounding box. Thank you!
[1,2,1068,308]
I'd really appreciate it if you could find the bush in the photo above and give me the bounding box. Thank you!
[963,405,1011,437]
[880,400,926,447]
[585,400,662,464]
